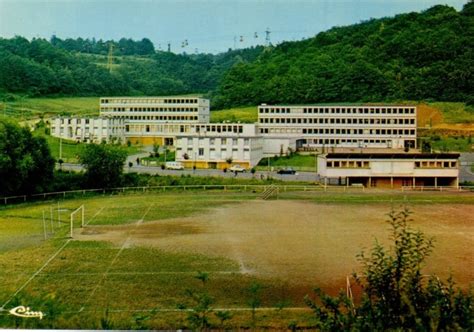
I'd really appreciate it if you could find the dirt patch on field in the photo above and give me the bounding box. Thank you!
[77,201,474,292]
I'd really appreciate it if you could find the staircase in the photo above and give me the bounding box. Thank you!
[260,185,278,200]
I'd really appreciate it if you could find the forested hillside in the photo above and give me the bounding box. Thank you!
[213,3,473,108]
[0,36,263,97]
[0,3,472,108]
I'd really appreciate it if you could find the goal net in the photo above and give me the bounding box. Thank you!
[69,205,85,238]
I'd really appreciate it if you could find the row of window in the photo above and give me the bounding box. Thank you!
[195,125,244,134]
[59,119,110,125]
[101,98,199,104]
[309,138,392,145]
[125,124,190,134]
[259,117,415,125]
[125,115,198,121]
[327,161,370,168]
[326,160,458,169]
[101,107,200,112]
[259,127,415,136]
[180,138,250,146]
[415,161,457,168]
[302,128,415,135]
[259,107,415,115]
[177,147,250,160]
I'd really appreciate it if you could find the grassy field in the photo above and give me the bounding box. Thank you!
[1,97,100,120]
[210,106,257,123]
[32,128,145,163]
[257,153,317,171]
[428,102,474,124]
[0,190,472,329]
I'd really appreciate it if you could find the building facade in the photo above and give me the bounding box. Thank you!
[100,96,210,146]
[175,123,263,169]
[258,105,417,155]
[317,153,459,188]
[51,96,210,146]
[50,117,125,143]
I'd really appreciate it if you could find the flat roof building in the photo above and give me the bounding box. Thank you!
[258,105,417,155]
[50,117,125,144]
[100,96,210,146]
[175,123,263,169]
[317,153,460,189]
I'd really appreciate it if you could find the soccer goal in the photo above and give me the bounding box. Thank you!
[70,205,85,238]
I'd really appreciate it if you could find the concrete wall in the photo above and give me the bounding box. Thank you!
[262,137,297,156]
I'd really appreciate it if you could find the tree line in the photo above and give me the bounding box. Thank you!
[50,36,155,56]
[0,35,264,98]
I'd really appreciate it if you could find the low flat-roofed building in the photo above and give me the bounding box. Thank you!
[175,123,263,169]
[317,153,460,189]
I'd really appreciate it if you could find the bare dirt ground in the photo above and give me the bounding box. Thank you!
[78,200,474,292]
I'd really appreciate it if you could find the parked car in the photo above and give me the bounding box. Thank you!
[165,161,184,170]
[229,164,247,173]
[277,167,297,175]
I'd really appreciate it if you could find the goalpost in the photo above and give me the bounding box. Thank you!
[70,205,85,238]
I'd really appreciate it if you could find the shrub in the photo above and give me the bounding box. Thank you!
[305,207,473,331]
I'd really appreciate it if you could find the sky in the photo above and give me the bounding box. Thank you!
[0,0,468,54]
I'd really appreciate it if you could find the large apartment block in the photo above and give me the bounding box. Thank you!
[175,123,263,169]
[258,105,417,155]
[100,96,210,145]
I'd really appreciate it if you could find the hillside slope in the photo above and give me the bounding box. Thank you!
[0,36,263,97]
[213,3,473,108]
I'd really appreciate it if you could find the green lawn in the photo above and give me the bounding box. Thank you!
[428,102,474,124]
[33,128,145,163]
[210,106,257,123]
[1,97,100,120]
[257,153,317,172]
[430,136,472,153]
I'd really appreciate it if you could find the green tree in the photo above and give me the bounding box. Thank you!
[0,118,55,195]
[305,207,473,331]
[78,143,127,188]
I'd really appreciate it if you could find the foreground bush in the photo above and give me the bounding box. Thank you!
[305,207,473,331]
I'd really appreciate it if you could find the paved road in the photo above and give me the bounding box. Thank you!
[61,152,474,184]
[60,162,319,182]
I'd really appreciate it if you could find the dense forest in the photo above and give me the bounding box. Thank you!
[0,3,472,108]
[0,36,264,98]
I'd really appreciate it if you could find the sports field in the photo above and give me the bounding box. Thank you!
[0,190,472,329]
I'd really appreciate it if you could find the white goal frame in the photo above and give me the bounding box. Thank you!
[70,205,85,238]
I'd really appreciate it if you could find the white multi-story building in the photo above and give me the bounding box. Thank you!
[51,96,210,146]
[175,123,263,169]
[317,153,459,188]
[50,117,125,143]
[100,96,209,146]
[258,105,417,155]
